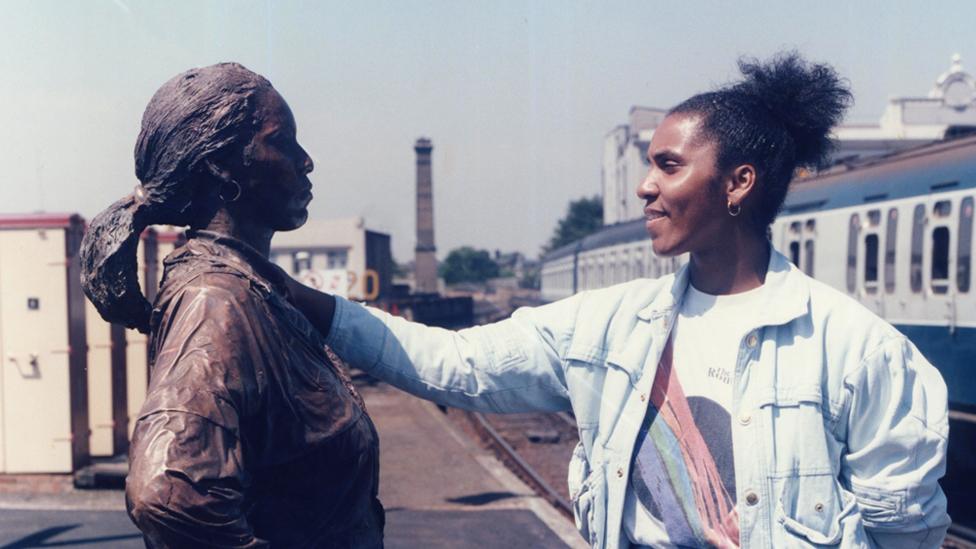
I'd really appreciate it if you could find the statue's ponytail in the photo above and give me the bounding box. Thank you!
[80,192,155,333]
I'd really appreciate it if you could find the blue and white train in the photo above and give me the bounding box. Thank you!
[541,134,976,415]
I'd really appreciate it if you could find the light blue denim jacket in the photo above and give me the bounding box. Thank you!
[325,250,949,549]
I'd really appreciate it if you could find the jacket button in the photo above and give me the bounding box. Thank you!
[640,393,646,402]
[745,491,759,506]
[738,412,752,426]
[815,502,824,513]
[617,468,624,478]
[747,333,758,348]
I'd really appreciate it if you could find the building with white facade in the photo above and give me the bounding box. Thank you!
[270,217,392,301]
[602,106,666,225]
[832,54,976,163]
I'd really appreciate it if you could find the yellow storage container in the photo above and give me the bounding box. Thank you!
[0,214,89,473]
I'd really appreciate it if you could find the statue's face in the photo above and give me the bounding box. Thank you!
[238,88,314,232]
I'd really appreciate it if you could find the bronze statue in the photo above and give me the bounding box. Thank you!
[81,63,383,548]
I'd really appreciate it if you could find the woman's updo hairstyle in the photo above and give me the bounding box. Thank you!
[81,62,274,333]
[670,51,852,232]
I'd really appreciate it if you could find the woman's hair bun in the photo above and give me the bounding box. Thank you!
[733,51,853,168]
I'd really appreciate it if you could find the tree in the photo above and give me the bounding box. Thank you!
[439,247,500,285]
[544,195,603,253]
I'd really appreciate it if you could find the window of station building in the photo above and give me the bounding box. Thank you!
[959,197,973,293]
[864,234,879,293]
[933,200,952,218]
[327,250,348,269]
[847,214,859,293]
[804,240,815,277]
[292,251,312,273]
[884,208,898,293]
[931,227,950,294]
[910,204,925,293]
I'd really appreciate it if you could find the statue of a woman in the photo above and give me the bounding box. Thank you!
[81,63,383,548]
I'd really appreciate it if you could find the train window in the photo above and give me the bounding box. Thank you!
[933,200,952,218]
[805,219,816,233]
[847,214,859,293]
[804,240,814,277]
[884,208,898,293]
[931,227,950,294]
[789,221,801,235]
[911,204,925,293]
[789,241,800,267]
[867,209,881,227]
[864,234,879,293]
[959,197,973,293]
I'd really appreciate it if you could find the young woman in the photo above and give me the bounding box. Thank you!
[81,63,383,548]
[287,53,949,548]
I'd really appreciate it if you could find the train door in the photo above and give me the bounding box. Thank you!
[861,209,884,316]
[957,196,974,329]
[923,199,958,328]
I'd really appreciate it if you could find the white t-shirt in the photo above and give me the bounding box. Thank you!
[623,282,764,549]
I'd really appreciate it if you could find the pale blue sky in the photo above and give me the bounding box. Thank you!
[1,0,973,260]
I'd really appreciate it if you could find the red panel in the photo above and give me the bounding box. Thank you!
[0,212,84,229]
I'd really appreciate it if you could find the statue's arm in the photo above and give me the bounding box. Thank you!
[126,410,265,548]
[126,282,265,548]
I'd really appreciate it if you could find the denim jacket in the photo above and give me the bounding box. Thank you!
[325,249,949,549]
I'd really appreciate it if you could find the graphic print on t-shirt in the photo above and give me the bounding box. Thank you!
[629,339,739,548]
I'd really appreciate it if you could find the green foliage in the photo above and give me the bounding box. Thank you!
[519,265,540,289]
[544,195,603,253]
[439,247,501,285]
[391,258,410,278]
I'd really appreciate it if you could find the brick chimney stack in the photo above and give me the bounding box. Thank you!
[414,137,438,294]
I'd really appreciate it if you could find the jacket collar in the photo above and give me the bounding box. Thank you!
[636,246,810,329]
[167,229,289,297]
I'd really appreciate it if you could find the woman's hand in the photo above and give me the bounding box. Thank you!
[277,269,338,338]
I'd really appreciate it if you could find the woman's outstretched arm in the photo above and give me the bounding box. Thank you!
[284,277,575,414]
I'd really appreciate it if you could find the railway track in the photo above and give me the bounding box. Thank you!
[947,524,976,548]
[466,411,577,520]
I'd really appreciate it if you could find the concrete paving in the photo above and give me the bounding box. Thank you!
[0,381,585,548]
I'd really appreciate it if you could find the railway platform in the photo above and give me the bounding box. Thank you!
[0,379,585,548]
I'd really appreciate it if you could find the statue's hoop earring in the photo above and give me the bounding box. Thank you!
[728,200,741,217]
[220,181,243,203]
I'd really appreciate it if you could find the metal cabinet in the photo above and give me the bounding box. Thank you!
[85,300,126,457]
[0,214,89,473]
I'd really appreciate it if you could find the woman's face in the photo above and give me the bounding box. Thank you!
[637,113,730,257]
[237,88,314,232]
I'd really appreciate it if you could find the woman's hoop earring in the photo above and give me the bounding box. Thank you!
[220,181,243,203]
[728,200,741,217]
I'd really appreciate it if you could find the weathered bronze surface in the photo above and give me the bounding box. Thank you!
[127,232,383,548]
[79,63,383,548]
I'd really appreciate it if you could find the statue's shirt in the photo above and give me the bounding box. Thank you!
[127,230,383,548]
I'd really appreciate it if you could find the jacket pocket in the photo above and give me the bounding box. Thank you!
[568,441,604,547]
[775,474,861,546]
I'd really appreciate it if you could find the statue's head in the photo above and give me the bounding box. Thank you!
[81,63,314,332]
